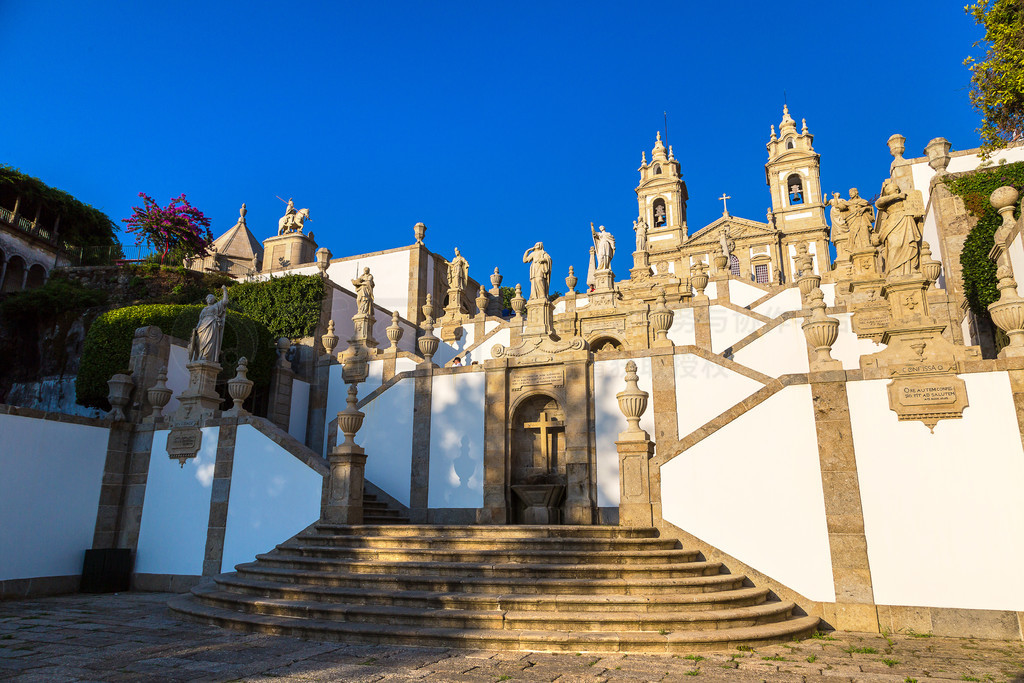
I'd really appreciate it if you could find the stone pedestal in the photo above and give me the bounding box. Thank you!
[593,268,615,292]
[524,298,554,336]
[325,444,367,524]
[261,232,317,272]
[173,361,222,420]
[616,439,655,527]
[630,251,651,280]
[511,484,565,524]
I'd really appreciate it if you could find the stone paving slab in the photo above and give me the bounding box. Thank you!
[0,592,1022,682]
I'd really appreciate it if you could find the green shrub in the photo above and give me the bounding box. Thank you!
[944,162,1024,314]
[76,303,274,409]
[228,274,324,338]
[0,277,108,322]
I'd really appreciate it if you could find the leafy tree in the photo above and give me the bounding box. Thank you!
[965,0,1024,154]
[122,193,212,264]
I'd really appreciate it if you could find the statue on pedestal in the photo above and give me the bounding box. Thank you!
[591,223,615,270]
[719,226,733,258]
[633,216,648,252]
[874,179,922,277]
[835,188,875,251]
[188,286,229,363]
[447,248,469,295]
[277,197,311,235]
[352,267,375,315]
[523,242,551,301]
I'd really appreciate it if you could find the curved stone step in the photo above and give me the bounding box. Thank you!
[313,524,661,539]
[274,543,700,565]
[189,585,796,632]
[252,553,724,580]
[213,574,771,613]
[233,563,749,595]
[294,532,679,552]
[169,590,820,654]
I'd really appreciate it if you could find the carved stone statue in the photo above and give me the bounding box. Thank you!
[828,192,849,241]
[591,223,615,270]
[523,242,552,301]
[837,188,875,250]
[633,216,648,252]
[874,179,922,277]
[719,227,732,258]
[189,286,229,363]
[278,198,311,235]
[447,248,469,292]
[352,267,375,315]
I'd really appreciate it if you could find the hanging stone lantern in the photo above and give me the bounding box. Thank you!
[147,367,172,422]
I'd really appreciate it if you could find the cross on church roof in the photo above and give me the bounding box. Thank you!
[719,193,731,217]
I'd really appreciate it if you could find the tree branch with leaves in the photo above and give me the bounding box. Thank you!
[965,0,1024,155]
[122,193,212,264]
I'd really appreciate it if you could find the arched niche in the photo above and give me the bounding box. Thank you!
[25,264,46,289]
[652,198,667,227]
[2,255,25,293]
[509,392,566,524]
[589,336,624,354]
[787,174,804,205]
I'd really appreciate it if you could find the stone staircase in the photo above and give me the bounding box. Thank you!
[361,492,409,525]
[169,524,819,653]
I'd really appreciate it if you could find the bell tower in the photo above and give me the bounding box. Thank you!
[635,132,688,251]
[765,105,826,230]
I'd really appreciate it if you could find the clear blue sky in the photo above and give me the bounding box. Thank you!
[2,1,986,290]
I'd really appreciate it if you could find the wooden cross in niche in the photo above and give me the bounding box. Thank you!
[524,411,565,471]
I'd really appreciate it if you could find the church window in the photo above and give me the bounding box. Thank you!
[787,174,804,205]
[729,255,741,277]
[786,138,795,149]
[754,263,769,284]
[653,198,667,227]
[653,164,662,175]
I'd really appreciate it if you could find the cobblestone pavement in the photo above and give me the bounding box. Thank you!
[0,593,1022,682]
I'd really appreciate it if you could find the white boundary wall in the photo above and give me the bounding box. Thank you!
[0,415,109,581]
[594,358,654,507]
[359,377,416,506]
[428,371,485,508]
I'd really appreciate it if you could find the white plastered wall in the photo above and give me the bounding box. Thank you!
[829,314,883,370]
[661,385,836,602]
[434,324,476,366]
[593,357,654,507]
[220,425,322,572]
[673,354,764,439]
[709,306,765,354]
[0,415,109,581]
[728,280,767,307]
[135,427,219,576]
[847,373,1024,611]
[329,286,416,355]
[325,250,412,316]
[323,361,384,456]
[666,308,696,347]
[465,326,511,365]
[753,288,803,317]
[428,371,485,508]
[732,318,810,377]
[358,377,415,506]
[165,344,190,416]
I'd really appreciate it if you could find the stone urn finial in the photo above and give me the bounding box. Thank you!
[422,293,434,322]
[920,241,942,289]
[924,137,952,174]
[336,384,365,446]
[227,357,254,415]
[418,316,439,365]
[414,222,426,245]
[476,286,488,316]
[801,288,841,368]
[386,311,403,350]
[511,284,526,317]
[147,366,172,421]
[322,319,339,357]
[887,133,906,162]
[649,287,674,348]
[991,186,1019,231]
[566,266,578,293]
[490,267,502,289]
[690,263,709,297]
[616,360,649,438]
[106,370,134,422]
[276,337,291,367]
[988,265,1024,354]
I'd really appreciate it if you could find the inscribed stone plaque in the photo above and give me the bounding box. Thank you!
[510,368,565,392]
[852,307,890,339]
[167,422,202,466]
[582,318,626,335]
[886,374,968,432]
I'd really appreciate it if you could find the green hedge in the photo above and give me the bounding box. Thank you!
[0,277,108,322]
[229,274,324,338]
[76,304,274,410]
[944,161,1024,314]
